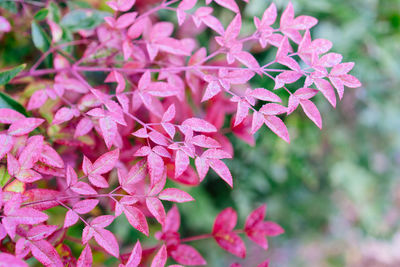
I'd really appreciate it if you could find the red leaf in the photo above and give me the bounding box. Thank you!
[245,205,266,231]
[213,207,237,234]
[159,188,194,203]
[171,244,207,266]
[93,228,119,258]
[77,245,92,267]
[8,118,44,136]
[151,245,167,267]
[214,231,246,258]
[146,197,166,226]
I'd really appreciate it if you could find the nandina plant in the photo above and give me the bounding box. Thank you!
[0,0,361,266]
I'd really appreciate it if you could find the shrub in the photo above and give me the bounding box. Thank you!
[0,0,360,266]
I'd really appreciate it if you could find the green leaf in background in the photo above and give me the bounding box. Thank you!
[0,166,11,187]
[0,92,28,116]
[31,21,51,52]
[0,1,17,13]
[60,9,110,32]
[34,8,49,21]
[0,64,25,86]
[48,2,61,23]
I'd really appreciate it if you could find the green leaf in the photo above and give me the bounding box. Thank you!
[0,92,28,116]
[0,64,25,86]
[48,2,61,23]
[60,9,110,32]
[0,1,17,13]
[31,21,51,52]
[34,8,49,21]
[0,166,11,187]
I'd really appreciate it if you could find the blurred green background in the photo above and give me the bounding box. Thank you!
[1,0,400,266]
[179,0,400,266]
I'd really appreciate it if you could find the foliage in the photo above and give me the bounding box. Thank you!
[0,0,360,266]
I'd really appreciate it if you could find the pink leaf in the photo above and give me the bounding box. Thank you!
[247,88,281,102]
[93,228,119,258]
[27,90,48,110]
[30,239,63,267]
[259,103,287,116]
[0,134,13,161]
[73,199,99,214]
[171,244,207,266]
[234,51,260,70]
[64,210,79,228]
[91,215,115,228]
[151,245,167,267]
[0,253,28,266]
[0,108,25,124]
[314,78,336,107]
[300,99,322,129]
[251,111,265,134]
[264,115,290,143]
[234,100,249,127]
[292,15,318,30]
[52,107,74,125]
[99,116,118,149]
[71,182,97,195]
[66,165,78,186]
[149,131,169,146]
[74,117,94,138]
[175,150,190,178]
[107,0,136,12]
[191,135,220,148]
[125,241,142,267]
[159,188,194,203]
[202,81,222,102]
[8,118,44,136]
[147,152,164,186]
[146,197,166,226]
[6,207,48,225]
[224,13,241,42]
[77,245,92,267]
[330,62,354,76]
[116,12,137,29]
[274,71,302,89]
[261,3,277,26]
[27,225,58,241]
[214,0,239,13]
[164,205,181,233]
[162,104,176,122]
[40,144,64,168]
[90,149,119,175]
[182,118,217,133]
[123,205,149,236]
[195,156,209,182]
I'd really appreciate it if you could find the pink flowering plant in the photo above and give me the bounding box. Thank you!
[0,0,361,266]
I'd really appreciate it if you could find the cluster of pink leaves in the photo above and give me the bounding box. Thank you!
[0,0,361,265]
